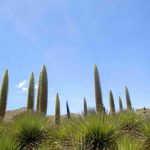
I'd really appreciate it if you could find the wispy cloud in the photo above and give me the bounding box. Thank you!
[16,80,38,92]
[16,80,28,92]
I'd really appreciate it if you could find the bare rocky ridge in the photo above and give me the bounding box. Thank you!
[3,107,79,122]
[4,107,150,122]
[4,107,26,122]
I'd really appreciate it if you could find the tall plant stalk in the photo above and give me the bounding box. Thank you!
[0,70,9,119]
[39,65,48,115]
[27,72,34,111]
[94,64,104,113]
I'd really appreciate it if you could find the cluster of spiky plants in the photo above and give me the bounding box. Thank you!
[77,115,117,150]
[117,135,142,150]
[0,131,17,150]
[57,114,118,150]
[12,112,51,149]
[139,116,150,149]
[117,111,142,137]
[1,110,150,149]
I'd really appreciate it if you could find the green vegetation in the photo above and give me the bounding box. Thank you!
[0,70,9,119]
[117,135,141,150]
[1,111,150,149]
[13,112,50,149]
[39,65,48,115]
[0,64,149,149]
[109,90,116,114]
[94,64,104,113]
[75,114,117,149]
[27,72,35,111]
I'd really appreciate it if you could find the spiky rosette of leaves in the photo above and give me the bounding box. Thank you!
[94,64,104,113]
[0,131,17,150]
[117,135,142,150]
[0,69,9,119]
[66,101,70,119]
[139,117,150,150]
[27,72,35,111]
[36,72,42,112]
[84,97,88,116]
[75,114,117,150]
[39,65,48,115]
[125,86,132,111]
[117,112,141,137]
[119,96,123,112]
[55,93,60,125]
[109,90,116,114]
[13,112,50,149]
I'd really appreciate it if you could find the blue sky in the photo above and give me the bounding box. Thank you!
[0,0,150,115]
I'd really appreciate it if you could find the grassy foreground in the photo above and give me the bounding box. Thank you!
[0,111,150,150]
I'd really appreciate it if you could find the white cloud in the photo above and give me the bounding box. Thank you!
[16,80,38,92]
[16,80,28,92]
[16,80,28,89]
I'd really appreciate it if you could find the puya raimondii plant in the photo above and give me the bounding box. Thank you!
[125,86,132,111]
[0,69,9,119]
[39,65,48,115]
[55,93,60,125]
[27,72,35,111]
[94,64,104,113]
[109,90,116,114]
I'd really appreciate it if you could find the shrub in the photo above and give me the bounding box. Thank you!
[75,114,117,150]
[117,135,142,150]
[13,112,50,149]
